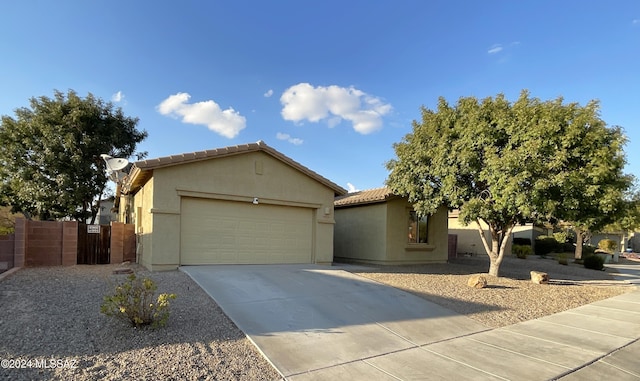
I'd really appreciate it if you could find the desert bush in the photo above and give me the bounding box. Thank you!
[583,254,605,270]
[101,273,177,328]
[597,239,618,253]
[534,236,560,256]
[512,244,532,259]
[513,237,532,246]
[557,253,568,266]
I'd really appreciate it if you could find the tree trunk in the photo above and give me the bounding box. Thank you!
[475,220,515,277]
[574,227,585,260]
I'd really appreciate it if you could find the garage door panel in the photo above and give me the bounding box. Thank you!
[181,198,313,265]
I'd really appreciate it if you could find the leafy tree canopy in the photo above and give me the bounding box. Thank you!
[387,90,632,276]
[0,89,147,222]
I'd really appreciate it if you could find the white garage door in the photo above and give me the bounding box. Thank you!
[180,198,313,265]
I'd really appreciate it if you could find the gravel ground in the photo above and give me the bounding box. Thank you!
[0,256,634,380]
[0,264,282,381]
[352,254,634,328]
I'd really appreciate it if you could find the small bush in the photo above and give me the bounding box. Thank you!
[557,253,568,266]
[101,273,177,328]
[513,237,532,246]
[583,255,605,271]
[535,236,560,256]
[512,244,532,259]
[597,239,617,253]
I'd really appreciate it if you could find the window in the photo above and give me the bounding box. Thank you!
[408,211,428,244]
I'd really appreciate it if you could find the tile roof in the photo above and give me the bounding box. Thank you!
[121,141,347,195]
[334,187,396,207]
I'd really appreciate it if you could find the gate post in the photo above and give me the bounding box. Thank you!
[14,217,26,268]
[110,222,124,264]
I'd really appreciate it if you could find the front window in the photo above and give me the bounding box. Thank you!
[408,211,428,244]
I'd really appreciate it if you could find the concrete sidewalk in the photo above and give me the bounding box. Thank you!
[182,262,640,380]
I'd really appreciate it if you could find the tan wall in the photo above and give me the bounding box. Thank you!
[334,203,388,262]
[136,152,337,270]
[334,200,448,265]
[386,200,448,264]
[449,217,517,256]
[133,177,154,269]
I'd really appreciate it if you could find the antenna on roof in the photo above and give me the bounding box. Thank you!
[101,154,129,183]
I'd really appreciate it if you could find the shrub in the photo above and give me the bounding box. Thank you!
[557,253,568,266]
[597,239,617,253]
[583,255,605,271]
[512,244,532,259]
[534,236,560,256]
[101,273,177,328]
[513,237,532,246]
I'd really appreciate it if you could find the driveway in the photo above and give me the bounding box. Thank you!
[181,264,489,379]
[182,264,640,380]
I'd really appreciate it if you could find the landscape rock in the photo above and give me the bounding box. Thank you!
[530,271,549,284]
[467,274,488,288]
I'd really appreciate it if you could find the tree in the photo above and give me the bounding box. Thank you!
[386,90,632,277]
[0,90,147,222]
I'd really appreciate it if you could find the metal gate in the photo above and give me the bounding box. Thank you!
[77,224,111,264]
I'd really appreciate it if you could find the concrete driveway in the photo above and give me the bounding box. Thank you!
[181,264,489,378]
[182,263,640,380]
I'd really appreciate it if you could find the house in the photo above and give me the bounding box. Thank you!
[118,141,347,271]
[448,210,538,256]
[333,187,449,265]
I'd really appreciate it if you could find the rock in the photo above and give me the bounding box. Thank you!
[530,271,549,284]
[113,267,134,275]
[467,274,488,288]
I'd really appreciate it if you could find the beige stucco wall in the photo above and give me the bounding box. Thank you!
[449,216,520,256]
[133,151,337,270]
[334,199,448,265]
[334,203,388,262]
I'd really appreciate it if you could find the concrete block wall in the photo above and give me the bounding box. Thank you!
[0,234,15,270]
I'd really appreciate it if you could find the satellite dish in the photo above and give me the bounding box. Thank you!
[101,154,130,183]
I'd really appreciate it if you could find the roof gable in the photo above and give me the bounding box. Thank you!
[121,141,347,195]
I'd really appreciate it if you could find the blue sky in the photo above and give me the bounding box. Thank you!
[1,1,639,192]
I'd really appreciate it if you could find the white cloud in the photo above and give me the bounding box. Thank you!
[276,132,303,145]
[264,89,274,98]
[487,44,503,54]
[111,91,124,102]
[156,92,246,139]
[347,183,359,193]
[280,83,392,134]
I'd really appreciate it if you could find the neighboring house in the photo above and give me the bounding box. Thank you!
[448,210,545,256]
[333,187,449,265]
[118,141,347,271]
[89,199,117,225]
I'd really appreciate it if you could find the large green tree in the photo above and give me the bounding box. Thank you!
[386,91,632,276]
[0,89,147,222]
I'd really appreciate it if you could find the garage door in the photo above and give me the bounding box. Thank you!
[180,198,313,265]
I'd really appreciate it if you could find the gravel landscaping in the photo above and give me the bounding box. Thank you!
[0,255,635,380]
[352,254,634,328]
[0,264,282,381]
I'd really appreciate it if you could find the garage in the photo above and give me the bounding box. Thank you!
[180,198,314,265]
[118,141,346,271]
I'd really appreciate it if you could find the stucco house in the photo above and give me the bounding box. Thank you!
[118,141,347,271]
[333,187,449,265]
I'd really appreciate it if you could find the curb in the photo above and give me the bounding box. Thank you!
[0,267,21,282]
